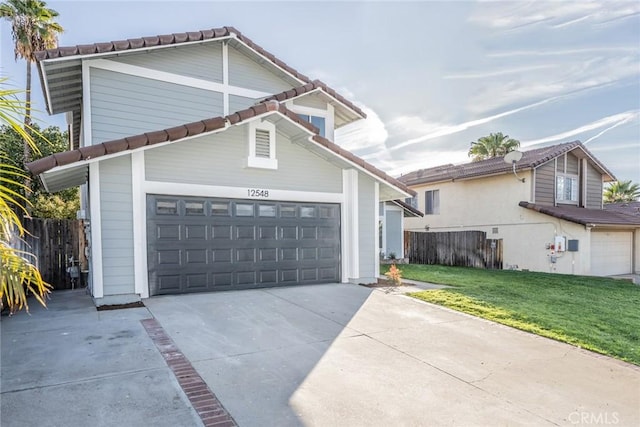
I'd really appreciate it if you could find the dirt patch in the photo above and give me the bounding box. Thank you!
[96,301,145,311]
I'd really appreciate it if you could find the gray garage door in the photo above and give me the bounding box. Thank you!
[147,195,341,295]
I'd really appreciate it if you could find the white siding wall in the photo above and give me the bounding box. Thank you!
[144,126,342,193]
[99,155,135,296]
[90,68,223,144]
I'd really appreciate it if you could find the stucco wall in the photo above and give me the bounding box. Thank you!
[403,172,594,275]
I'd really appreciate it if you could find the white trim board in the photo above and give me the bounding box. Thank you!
[143,181,344,204]
[131,151,148,298]
[89,162,103,298]
[87,58,272,100]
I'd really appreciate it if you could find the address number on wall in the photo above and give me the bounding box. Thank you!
[247,189,270,198]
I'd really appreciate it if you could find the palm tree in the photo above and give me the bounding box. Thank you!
[0,78,50,313]
[468,132,520,162]
[0,0,63,180]
[604,180,640,203]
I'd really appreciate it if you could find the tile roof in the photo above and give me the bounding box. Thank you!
[35,26,314,84]
[604,201,640,217]
[399,141,615,186]
[261,81,366,119]
[390,199,424,217]
[519,202,640,227]
[26,100,415,197]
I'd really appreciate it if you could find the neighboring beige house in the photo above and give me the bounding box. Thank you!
[400,141,640,276]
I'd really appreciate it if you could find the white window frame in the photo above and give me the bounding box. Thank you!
[425,189,440,215]
[556,173,579,204]
[286,103,334,141]
[247,120,278,170]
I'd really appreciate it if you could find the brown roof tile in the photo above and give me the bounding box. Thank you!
[38,26,347,99]
[519,202,640,226]
[400,141,615,186]
[26,101,412,197]
[126,134,148,150]
[261,80,366,119]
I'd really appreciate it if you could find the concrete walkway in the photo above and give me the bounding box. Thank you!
[0,290,202,427]
[2,285,639,426]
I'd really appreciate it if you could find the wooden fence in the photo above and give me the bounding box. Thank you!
[404,230,503,269]
[17,218,87,290]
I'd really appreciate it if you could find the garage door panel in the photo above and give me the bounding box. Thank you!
[590,231,632,276]
[147,195,341,295]
[185,224,207,240]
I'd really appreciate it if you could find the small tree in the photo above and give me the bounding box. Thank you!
[0,78,50,313]
[604,180,640,203]
[0,124,79,218]
[469,132,520,162]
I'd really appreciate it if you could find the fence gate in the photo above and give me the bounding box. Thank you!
[405,230,503,269]
[19,218,87,290]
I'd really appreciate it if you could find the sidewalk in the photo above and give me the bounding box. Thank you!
[0,290,202,427]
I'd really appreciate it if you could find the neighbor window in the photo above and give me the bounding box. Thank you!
[556,175,578,203]
[247,120,277,169]
[425,190,440,215]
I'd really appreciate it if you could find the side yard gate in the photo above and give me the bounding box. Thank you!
[18,218,87,290]
[405,230,503,269]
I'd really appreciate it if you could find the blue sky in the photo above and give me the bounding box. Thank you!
[1,1,639,183]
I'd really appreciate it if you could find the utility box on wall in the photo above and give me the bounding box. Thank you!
[555,236,566,252]
[567,239,579,252]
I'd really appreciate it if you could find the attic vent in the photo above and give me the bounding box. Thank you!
[255,129,271,158]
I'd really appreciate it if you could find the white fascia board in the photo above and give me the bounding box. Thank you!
[230,35,306,86]
[39,60,54,115]
[39,36,235,65]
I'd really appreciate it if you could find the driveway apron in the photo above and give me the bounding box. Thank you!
[144,284,640,426]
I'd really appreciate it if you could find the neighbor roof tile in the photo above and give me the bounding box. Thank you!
[400,141,615,186]
[519,202,640,226]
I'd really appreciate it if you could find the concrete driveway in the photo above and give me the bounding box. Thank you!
[3,284,639,426]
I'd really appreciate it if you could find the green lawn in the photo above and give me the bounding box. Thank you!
[381,264,640,365]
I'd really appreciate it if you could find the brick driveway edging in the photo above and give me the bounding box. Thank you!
[141,318,237,427]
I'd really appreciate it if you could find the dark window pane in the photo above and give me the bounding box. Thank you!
[185,201,204,215]
[157,200,177,215]
[236,203,254,217]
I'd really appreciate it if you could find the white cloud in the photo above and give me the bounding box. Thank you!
[387,94,569,153]
[521,110,640,147]
[443,64,555,80]
[335,105,388,151]
[470,1,640,30]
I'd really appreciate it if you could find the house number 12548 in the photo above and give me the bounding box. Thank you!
[248,189,269,198]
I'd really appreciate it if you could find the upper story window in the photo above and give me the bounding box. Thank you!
[425,190,440,215]
[297,114,326,137]
[556,174,578,204]
[247,120,277,170]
